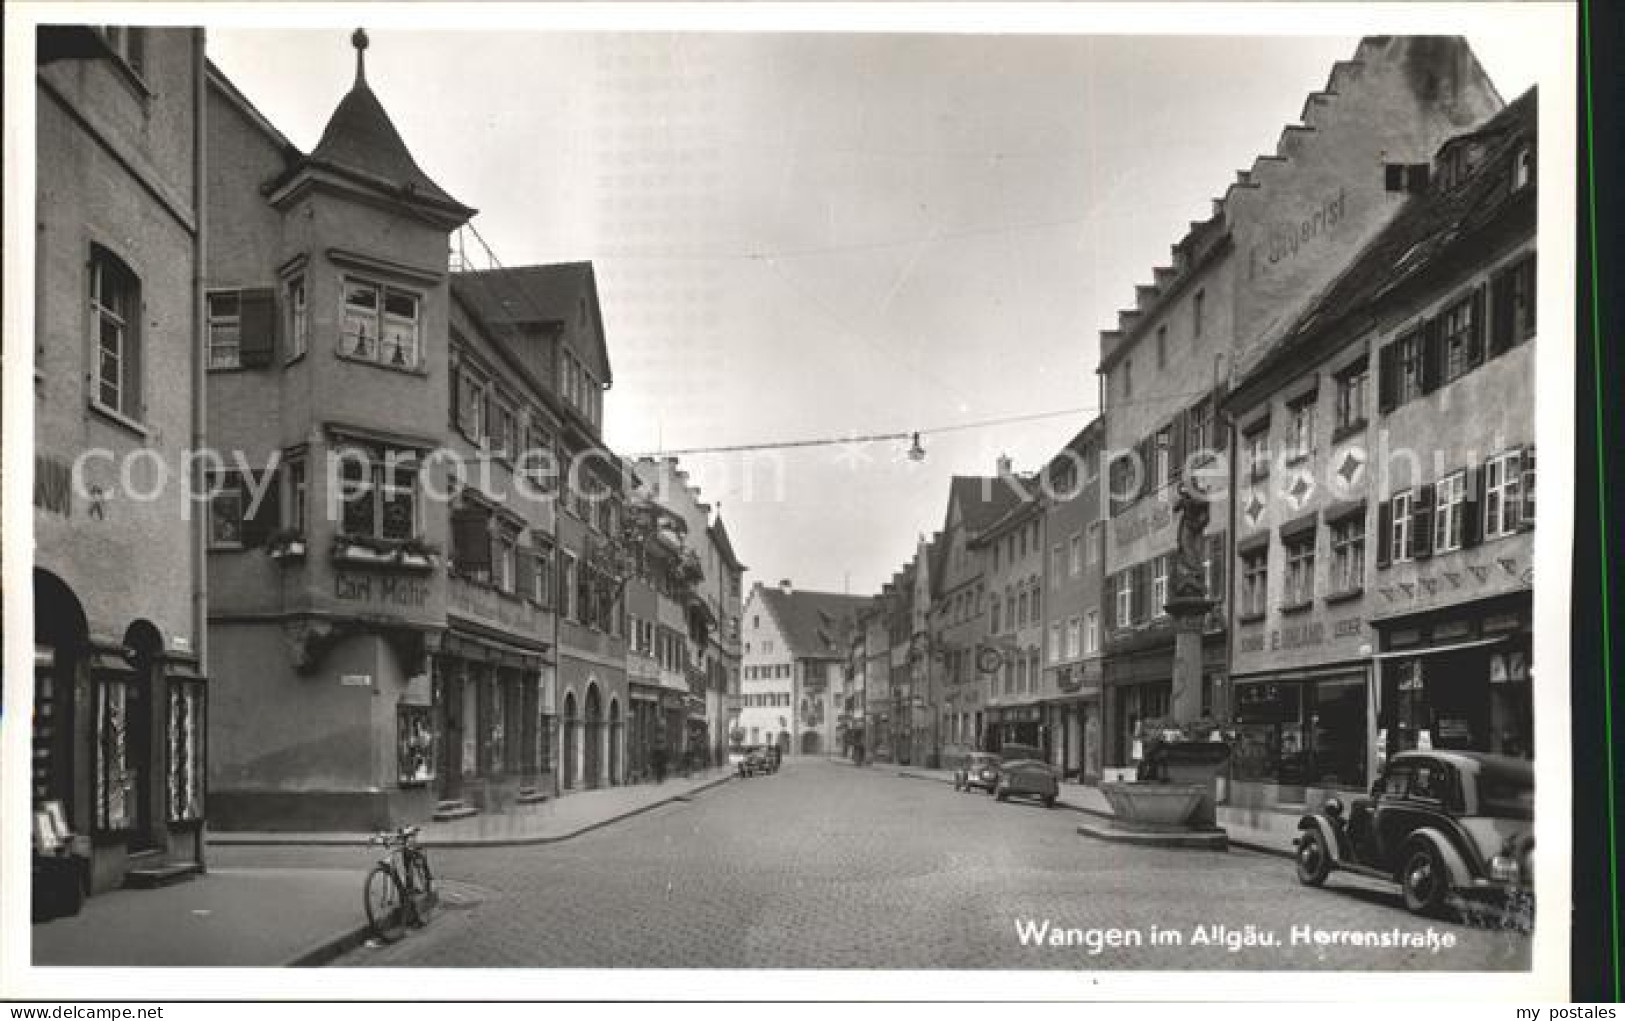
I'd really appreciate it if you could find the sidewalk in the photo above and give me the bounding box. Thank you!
[32,769,734,967]
[893,765,1297,857]
[209,768,734,849]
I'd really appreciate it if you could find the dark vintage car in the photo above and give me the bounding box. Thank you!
[736,746,769,778]
[1293,750,1534,919]
[990,743,1060,808]
[953,751,1001,794]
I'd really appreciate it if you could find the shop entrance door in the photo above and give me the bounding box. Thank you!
[124,671,158,851]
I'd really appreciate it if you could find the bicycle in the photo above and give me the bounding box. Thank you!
[362,825,434,943]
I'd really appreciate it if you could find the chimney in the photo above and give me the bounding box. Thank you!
[779,578,793,595]
[996,453,1013,477]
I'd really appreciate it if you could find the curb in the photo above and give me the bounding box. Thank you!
[896,768,1293,859]
[210,775,735,851]
[275,774,735,967]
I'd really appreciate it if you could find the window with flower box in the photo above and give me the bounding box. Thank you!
[339,448,419,542]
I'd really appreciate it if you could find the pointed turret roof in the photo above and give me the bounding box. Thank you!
[271,29,473,225]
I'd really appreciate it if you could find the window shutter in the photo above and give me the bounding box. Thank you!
[452,507,491,572]
[1468,284,1487,367]
[517,548,536,598]
[1375,499,1393,568]
[449,363,461,428]
[1489,268,1513,355]
[1411,484,1435,559]
[1464,465,1486,547]
[1103,573,1117,630]
[1168,411,1186,483]
[238,287,277,368]
[1420,319,1442,394]
[1378,342,1396,413]
[242,473,280,547]
[1520,445,1536,529]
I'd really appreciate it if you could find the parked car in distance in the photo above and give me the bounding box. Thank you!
[991,743,1059,808]
[1293,750,1534,921]
[954,751,1001,794]
[736,746,769,778]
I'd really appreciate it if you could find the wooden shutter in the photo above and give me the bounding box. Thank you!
[242,472,280,547]
[1377,342,1396,413]
[517,548,536,599]
[1411,484,1435,559]
[452,506,491,572]
[1168,411,1186,483]
[1489,267,1512,355]
[449,362,461,429]
[1463,465,1486,547]
[1520,445,1536,528]
[1468,284,1487,367]
[238,287,277,368]
[1375,499,1393,568]
[1420,319,1442,394]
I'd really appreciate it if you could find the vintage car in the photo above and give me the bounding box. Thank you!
[1293,750,1534,919]
[990,742,1060,808]
[736,746,769,778]
[953,751,1001,794]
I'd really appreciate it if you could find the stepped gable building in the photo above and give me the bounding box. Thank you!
[1036,417,1108,783]
[928,474,1026,765]
[1094,36,1502,774]
[1221,88,1537,810]
[34,26,210,894]
[203,33,476,830]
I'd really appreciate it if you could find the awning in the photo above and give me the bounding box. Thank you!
[1371,637,1505,660]
[441,630,548,669]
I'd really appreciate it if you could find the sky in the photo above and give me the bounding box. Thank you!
[205,9,1546,599]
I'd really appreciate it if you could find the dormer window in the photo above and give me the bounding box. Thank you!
[1512,143,1534,190]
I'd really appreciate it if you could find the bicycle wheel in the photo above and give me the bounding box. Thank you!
[404,851,434,927]
[363,865,407,943]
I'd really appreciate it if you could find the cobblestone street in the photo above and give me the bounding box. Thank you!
[335,759,1531,970]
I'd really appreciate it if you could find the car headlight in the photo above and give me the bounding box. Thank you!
[1489,854,1521,884]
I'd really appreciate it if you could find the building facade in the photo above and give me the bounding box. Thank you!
[1095,36,1502,774]
[1038,419,1108,783]
[34,25,210,893]
[975,488,1046,752]
[1222,90,1537,810]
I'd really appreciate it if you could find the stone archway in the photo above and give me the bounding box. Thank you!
[33,569,88,815]
[562,691,579,790]
[584,682,604,789]
[608,698,623,786]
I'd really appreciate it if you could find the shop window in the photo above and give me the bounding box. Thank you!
[1485,450,1524,538]
[1329,517,1365,595]
[1233,678,1365,788]
[166,678,205,823]
[1434,470,1468,552]
[90,245,142,420]
[94,674,137,832]
[1283,536,1315,608]
[1334,358,1369,434]
[397,704,436,785]
[341,278,420,368]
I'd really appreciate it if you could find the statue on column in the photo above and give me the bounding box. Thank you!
[1171,480,1212,602]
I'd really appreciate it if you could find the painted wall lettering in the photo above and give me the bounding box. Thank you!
[1249,189,1347,277]
[335,571,430,608]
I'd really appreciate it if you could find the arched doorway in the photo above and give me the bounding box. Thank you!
[118,620,164,848]
[33,570,87,816]
[801,730,821,755]
[562,691,578,790]
[608,698,623,786]
[584,683,604,789]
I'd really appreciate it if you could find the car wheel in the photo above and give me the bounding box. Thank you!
[1042,793,1056,809]
[995,782,1009,802]
[1400,843,1449,916]
[1295,829,1332,887]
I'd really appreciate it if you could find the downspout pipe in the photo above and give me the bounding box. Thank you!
[191,26,209,864]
